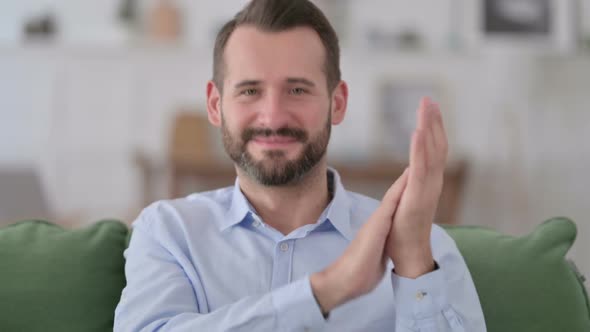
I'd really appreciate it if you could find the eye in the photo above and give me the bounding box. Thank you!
[241,88,258,96]
[290,87,308,95]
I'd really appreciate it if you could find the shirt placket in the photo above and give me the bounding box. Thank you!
[270,239,295,290]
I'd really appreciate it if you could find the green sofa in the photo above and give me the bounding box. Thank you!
[0,217,588,331]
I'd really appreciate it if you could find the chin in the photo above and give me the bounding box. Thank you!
[250,146,302,161]
[256,153,296,166]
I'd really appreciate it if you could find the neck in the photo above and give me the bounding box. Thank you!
[236,161,331,235]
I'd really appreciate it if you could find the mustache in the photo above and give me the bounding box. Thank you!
[242,127,308,143]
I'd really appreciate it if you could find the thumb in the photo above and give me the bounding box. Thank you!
[378,168,409,217]
[359,168,409,240]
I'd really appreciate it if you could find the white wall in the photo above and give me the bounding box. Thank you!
[0,1,589,276]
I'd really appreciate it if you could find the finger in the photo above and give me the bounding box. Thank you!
[416,97,430,131]
[418,97,436,171]
[380,168,409,215]
[409,129,427,182]
[365,169,409,235]
[424,119,437,172]
[429,103,448,165]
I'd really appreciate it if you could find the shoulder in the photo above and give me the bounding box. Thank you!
[430,224,461,259]
[345,190,381,230]
[131,186,234,242]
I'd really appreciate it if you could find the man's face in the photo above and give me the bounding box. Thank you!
[214,26,335,186]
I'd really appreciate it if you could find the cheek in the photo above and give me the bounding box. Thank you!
[300,103,330,130]
[221,104,252,131]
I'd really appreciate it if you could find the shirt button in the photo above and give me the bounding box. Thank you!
[252,220,261,227]
[416,291,427,301]
[280,242,289,252]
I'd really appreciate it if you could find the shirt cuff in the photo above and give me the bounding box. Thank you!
[391,265,449,319]
[271,275,328,331]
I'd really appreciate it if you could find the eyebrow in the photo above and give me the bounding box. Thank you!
[233,77,316,90]
[286,78,316,87]
[234,80,261,89]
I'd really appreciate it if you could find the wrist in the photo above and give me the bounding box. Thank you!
[391,247,435,279]
[310,267,350,314]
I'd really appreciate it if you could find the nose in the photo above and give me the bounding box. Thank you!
[256,90,291,130]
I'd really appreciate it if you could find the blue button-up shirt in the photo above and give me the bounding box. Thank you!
[115,169,486,331]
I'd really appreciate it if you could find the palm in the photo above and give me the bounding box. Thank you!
[386,97,447,276]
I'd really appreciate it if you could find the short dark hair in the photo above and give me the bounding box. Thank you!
[212,0,341,93]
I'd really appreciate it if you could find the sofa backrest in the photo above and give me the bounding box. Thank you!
[0,220,128,332]
[443,217,590,332]
[1,217,588,332]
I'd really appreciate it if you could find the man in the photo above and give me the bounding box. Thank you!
[114,0,486,331]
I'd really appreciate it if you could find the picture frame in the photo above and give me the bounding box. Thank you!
[484,0,552,36]
[476,0,577,53]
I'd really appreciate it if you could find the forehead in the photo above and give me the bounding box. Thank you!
[223,25,326,85]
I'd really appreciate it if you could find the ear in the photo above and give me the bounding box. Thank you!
[331,81,348,125]
[206,81,222,127]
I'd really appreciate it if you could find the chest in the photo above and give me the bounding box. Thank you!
[180,229,397,330]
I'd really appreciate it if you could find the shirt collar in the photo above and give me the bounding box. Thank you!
[324,168,353,240]
[220,177,253,231]
[221,167,353,240]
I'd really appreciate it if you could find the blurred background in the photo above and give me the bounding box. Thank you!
[0,0,588,275]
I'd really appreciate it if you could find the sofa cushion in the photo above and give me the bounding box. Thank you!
[0,220,128,332]
[443,217,590,332]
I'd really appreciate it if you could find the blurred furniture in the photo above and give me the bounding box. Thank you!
[134,110,219,209]
[135,112,469,224]
[0,217,587,331]
[0,168,52,226]
[148,0,182,41]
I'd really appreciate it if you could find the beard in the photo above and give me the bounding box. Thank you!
[221,109,331,187]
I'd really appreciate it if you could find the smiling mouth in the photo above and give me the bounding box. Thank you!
[250,136,301,148]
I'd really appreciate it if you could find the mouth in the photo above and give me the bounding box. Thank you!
[250,136,300,149]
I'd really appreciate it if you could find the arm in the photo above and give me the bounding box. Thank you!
[386,97,486,331]
[115,171,412,331]
[114,221,327,332]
